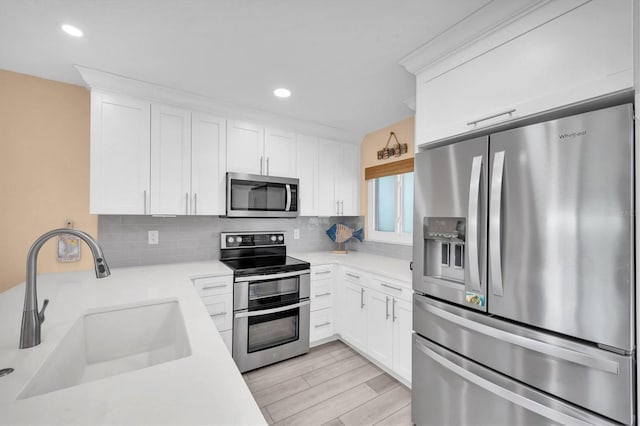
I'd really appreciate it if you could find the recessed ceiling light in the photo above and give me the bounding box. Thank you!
[61,24,83,37]
[273,88,291,98]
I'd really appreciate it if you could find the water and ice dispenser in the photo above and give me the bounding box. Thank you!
[423,217,466,283]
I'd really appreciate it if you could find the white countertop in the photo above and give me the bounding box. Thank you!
[0,262,266,425]
[292,251,412,285]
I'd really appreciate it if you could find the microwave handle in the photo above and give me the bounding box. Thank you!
[285,184,292,211]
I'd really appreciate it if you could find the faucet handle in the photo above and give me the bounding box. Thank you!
[38,299,50,324]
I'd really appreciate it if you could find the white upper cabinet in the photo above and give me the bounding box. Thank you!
[150,104,192,215]
[264,128,297,178]
[90,92,150,214]
[413,0,633,146]
[90,92,227,215]
[191,113,227,215]
[226,120,264,175]
[336,143,359,216]
[316,139,360,216]
[296,135,319,215]
[227,121,297,177]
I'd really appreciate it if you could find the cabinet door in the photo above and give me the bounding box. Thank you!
[296,135,319,215]
[366,289,393,369]
[226,120,264,174]
[191,113,226,215]
[392,298,412,383]
[317,138,338,216]
[150,104,192,215]
[90,92,150,214]
[416,0,632,145]
[264,128,297,178]
[336,143,360,216]
[340,281,367,351]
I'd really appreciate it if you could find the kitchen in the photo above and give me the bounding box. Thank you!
[0,0,639,425]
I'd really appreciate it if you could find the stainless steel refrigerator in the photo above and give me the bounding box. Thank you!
[412,104,635,425]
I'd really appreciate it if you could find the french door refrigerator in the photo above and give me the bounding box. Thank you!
[412,104,635,425]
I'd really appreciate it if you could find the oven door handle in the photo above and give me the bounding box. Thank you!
[234,300,310,318]
[236,269,311,282]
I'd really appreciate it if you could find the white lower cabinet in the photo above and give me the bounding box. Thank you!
[339,279,368,352]
[193,275,234,354]
[310,264,336,344]
[391,298,412,383]
[310,308,334,342]
[366,289,394,369]
[335,265,412,384]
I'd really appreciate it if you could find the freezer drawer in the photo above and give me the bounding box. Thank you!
[412,334,619,426]
[413,294,635,425]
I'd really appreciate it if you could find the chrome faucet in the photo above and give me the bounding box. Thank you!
[19,228,110,349]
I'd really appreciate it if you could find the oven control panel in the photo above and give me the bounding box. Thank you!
[221,232,285,248]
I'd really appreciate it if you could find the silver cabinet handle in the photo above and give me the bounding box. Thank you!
[489,151,505,296]
[380,282,402,292]
[260,156,263,175]
[360,287,365,309]
[392,298,397,322]
[201,283,229,290]
[314,321,331,328]
[210,311,227,317]
[339,200,344,215]
[346,272,360,279]
[193,193,197,215]
[234,300,310,318]
[315,292,332,297]
[185,192,189,215]
[314,270,332,275]
[414,298,619,374]
[385,296,390,319]
[467,155,483,292]
[414,338,593,426]
[143,190,147,215]
[267,157,270,176]
[467,109,516,126]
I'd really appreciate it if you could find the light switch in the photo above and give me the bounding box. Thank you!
[293,229,300,239]
[148,230,159,245]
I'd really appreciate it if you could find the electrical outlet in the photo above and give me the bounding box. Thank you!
[293,229,300,240]
[148,230,159,245]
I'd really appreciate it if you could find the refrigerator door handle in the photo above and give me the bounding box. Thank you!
[467,155,483,292]
[489,151,505,296]
[415,298,620,374]
[414,338,594,426]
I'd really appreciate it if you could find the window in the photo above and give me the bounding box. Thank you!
[367,172,413,244]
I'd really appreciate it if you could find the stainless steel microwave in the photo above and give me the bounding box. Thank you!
[226,172,299,218]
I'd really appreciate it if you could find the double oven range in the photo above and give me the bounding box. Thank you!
[220,232,311,372]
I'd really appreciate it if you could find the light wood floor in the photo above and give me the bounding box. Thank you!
[242,340,412,426]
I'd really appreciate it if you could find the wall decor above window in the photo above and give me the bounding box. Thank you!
[377,132,408,160]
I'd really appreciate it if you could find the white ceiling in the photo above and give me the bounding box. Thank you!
[0,0,491,138]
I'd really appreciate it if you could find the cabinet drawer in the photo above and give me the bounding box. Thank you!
[371,277,411,301]
[311,280,333,311]
[193,275,233,297]
[310,308,334,343]
[219,329,232,354]
[202,293,233,331]
[342,267,367,285]
[311,264,336,279]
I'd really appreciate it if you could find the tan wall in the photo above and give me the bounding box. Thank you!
[0,70,96,293]
[359,116,415,235]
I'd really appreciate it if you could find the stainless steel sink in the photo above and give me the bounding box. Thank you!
[19,299,191,399]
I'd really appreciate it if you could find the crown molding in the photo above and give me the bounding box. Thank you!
[74,65,362,144]
[399,0,589,81]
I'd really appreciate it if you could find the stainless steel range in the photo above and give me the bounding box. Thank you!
[220,231,311,372]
